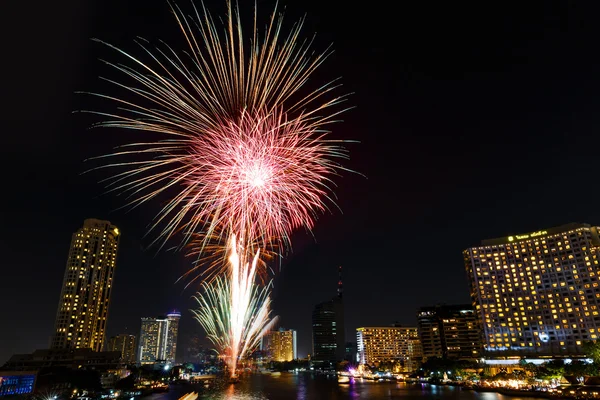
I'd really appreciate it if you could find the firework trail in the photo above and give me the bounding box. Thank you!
[192,235,278,376]
[88,0,351,376]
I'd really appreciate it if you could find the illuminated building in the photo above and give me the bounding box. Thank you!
[50,219,120,352]
[165,311,181,363]
[311,266,345,365]
[356,326,422,372]
[137,311,181,364]
[464,223,600,356]
[417,304,481,360]
[106,334,136,364]
[261,328,297,362]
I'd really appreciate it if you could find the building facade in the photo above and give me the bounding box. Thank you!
[50,219,120,352]
[106,334,136,364]
[417,304,482,360]
[261,328,297,362]
[312,267,345,365]
[137,311,181,364]
[464,223,600,357]
[2,349,121,371]
[356,326,422,372]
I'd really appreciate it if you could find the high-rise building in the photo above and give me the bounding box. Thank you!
[165,311,181,363]
[137,311,181,364]
[464,223,600,357]
[50,219,120,352]
[261,328,297,362]
[106,334,136,364]
[311,266,345,365]
[344,341,357,363]
[356,326,422,372]
[417,304,482,361]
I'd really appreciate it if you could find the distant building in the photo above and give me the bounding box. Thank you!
[356,326,422,372]
[106,334,136,364]
[137,311,181,364]
[465,223,600,357]
[344,341,357,363]
[165,312,181,363]
[50,219,120,352]
[311,266,345,365]
[261,328,297,362]
[417,304,481,360]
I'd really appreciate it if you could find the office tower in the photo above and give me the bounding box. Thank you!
[137,311,181,364]
[417,304,482,361]
[344,341,357,363]
[356,326,422,372]
[107,334,137,364]
[464,223,600,357]
[50,219,120,352]
[261,328,297,362]
[311,266,345,365]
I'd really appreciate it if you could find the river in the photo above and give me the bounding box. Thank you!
[145,373,549,400]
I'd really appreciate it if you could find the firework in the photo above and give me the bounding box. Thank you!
[88,1,350,252]
[192,235,278,377]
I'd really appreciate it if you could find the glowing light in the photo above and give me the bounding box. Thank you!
[192,235,277,377]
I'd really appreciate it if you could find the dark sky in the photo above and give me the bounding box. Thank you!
[3,0,600,364]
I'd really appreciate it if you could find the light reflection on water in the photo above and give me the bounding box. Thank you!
[152,373,549,400]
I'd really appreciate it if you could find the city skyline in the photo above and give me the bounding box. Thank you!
[4,0,600,365]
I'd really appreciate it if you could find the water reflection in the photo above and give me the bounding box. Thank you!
[295,373,307,400]
[153,375,550,400]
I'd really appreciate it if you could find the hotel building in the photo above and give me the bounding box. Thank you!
[137,311,181,364]
[261,328,297,362]
[106,334,136,364]
[50,219,120,352]
[356,326,422,372]
[417,304,482,360]
[464,223,600,357]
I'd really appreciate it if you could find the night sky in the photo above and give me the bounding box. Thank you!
[3,1,600,364]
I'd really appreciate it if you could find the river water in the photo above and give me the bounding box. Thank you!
[146,373,548,400]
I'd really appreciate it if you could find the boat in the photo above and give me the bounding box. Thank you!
[270,371,281,376]
[338,376,350,384]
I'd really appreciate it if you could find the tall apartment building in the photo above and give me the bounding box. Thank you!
[356,326,422,372]
[417,304,481,360]
[50,219,120,351]
[261,328,297,362]
[107,334,136,364]
[312,267,345,364]
[464,223,600,357]
[137,311,181,364]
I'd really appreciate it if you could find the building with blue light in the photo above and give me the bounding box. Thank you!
[0,371,36,397]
